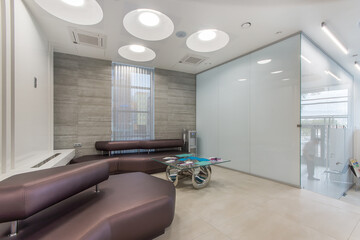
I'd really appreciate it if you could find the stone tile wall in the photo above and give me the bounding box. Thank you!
[54,53,112,157]
[54,53,196,157]
[154,68,196,139]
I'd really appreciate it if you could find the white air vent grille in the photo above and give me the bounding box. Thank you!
[70,28,106,48]
[180,54,208,65]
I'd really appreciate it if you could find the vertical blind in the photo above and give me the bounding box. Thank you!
[112,63,154,141]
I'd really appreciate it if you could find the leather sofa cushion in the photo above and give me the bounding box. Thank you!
[0,172,175,240]
[95,141,140,151]
[71,155,120,174]
[95,139,184,151]
[139,139,184,149]
[0,161,109,223]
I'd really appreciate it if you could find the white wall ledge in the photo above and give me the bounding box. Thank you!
[0,149,75,181]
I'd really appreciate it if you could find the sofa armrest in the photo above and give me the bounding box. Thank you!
[0,161,109,223]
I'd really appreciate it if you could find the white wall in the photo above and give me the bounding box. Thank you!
[1,0,14,173]
[13,0,52,164]
[197,35,301,186]
[0,0,3,173]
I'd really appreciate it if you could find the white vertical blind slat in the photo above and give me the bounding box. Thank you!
[111,63,154,141]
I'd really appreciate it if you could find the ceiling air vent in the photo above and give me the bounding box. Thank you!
[70,28,106,48]
[180,54,208,65]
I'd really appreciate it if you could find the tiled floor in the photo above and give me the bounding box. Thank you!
[342,185,360,207]
[153,166,360,240]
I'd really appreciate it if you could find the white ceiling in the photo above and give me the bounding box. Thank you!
[24,0,360,77]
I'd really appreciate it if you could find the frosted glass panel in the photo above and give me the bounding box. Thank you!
[218,56,250,172]
[250,35,301,186]
[197,35,301,185]
[196,70,219,158]
[300,35,353,198]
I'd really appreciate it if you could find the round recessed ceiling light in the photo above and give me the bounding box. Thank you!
[123,9,174,41]
[198,29,217,41]
[257,59,272,64]
[138,12,160,27]
[118,45,156,62]
[186,29,229,52]
[271,70,283,74]
[34,0,103,25]
[238,78,247,82]
[129,45,146,53]
[61,0,84,7]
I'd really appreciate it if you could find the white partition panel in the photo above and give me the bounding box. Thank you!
[197,35,301,186]
[196,69,219,158]
[250,35,301,186]
[218,56,250,172]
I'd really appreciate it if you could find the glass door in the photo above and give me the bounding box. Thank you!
[300,35,354,198]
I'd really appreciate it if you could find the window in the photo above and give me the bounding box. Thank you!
[112,63,154,141]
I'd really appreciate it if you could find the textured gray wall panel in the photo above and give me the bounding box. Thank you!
[54,54,196,157]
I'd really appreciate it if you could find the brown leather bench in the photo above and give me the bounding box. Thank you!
[0,161,175,240]
[71,139,185,174]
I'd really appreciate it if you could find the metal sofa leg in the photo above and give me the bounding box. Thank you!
[9,221,18,237]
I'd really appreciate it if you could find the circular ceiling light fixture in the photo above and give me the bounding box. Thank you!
[123,9,174,41]
[118,45,156,62]
[198,29,217,41]
[129,45,146,53]
[61,0,84,7]
[34,0,103,25]
[186,29,229,52]
[138,12,160,27]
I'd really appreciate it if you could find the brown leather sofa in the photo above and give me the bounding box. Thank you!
[0,161,176,240]
[71,139,185,174]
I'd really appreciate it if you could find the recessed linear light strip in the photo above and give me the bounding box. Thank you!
[300,55,311,64]
[321,22,348,55]
[324,70,341,81]
[355,62,360,72]
[257,59,271,64]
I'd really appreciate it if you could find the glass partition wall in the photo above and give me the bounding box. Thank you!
[197,35,301,186]
[300,35,354,198]
[196,33,355,198]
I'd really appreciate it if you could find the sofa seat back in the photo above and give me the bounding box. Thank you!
[95,139,184,152]
[0,161,109,223]
[95,141,140,151]
[139,139,183,149]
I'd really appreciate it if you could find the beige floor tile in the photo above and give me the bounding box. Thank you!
[228,214,337,240]
[152,166,360,240]
[260,197,360,240]
[154,216,214,240]
[193,229,230,240]
[349,220,360,240]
